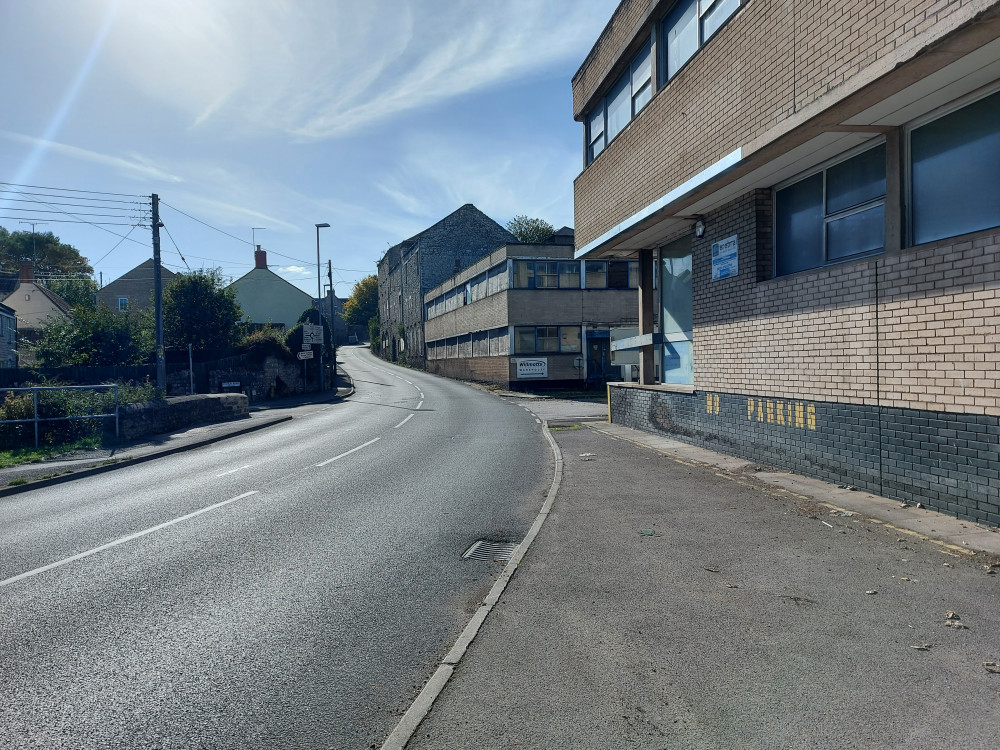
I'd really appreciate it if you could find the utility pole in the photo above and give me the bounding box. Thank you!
[151,194,166,390]
[328,259,336,376]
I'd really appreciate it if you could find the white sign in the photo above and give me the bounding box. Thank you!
[297,350,314,360]
[221,381,240,388]
[302,324,323,345]
[302,343,311,351]
[516,357,548,379]
[711,234,738,281]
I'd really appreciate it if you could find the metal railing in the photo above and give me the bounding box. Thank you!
[0,385,119,448]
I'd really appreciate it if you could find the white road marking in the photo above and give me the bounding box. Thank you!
[315,437,381,467]
[0,491,260,589]
[416,401,423,410]
[393,414,414,429]
[217,465,251,477]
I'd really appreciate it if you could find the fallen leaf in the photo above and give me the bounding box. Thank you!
[945,611,969,630]
[865,590,878,595]
[704,567,721,573]
[725,583,739,589]
[638,529,662,537]
[984,662,1000,674]
[911,644,933,651]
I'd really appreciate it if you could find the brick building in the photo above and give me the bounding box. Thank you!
[424,229,645,388]
[377,204,514,367]
[574,0,1000,524]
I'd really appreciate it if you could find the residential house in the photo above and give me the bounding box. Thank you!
[96,258,175,313]
[572,0,1000,523]
[377,204,515,367]
[0,303,16,368]
[424,229,649,387]
[0,263,71,362]
[229,247,314,331]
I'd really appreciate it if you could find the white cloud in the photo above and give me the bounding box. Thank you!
[277,265,311,277]
[0,131,183,184]
[65,0,617,139]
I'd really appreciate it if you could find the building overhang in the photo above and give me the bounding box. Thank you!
[576,15,1000,259]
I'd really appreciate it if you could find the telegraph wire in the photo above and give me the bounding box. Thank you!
[92,225,138,266]
[0,181,145,199]
[160,221,192,271]
[159,201,252,246]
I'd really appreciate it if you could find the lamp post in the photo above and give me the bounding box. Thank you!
[316,223,330,391]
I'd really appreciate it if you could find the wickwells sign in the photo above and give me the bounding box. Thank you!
[515,358,548,379]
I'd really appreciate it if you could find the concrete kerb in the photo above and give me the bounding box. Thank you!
[379,419,564,750]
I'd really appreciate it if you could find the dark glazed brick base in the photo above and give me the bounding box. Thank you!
[610,386,1000,526]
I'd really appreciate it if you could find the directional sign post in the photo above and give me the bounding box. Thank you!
[297,350,314,360]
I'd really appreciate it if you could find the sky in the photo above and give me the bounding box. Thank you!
[0,0,620,299]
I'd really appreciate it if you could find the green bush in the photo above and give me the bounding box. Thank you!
[239,327,292,366]
[0,379,164,451]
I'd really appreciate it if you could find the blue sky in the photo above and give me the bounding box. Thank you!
[0,0,619,298]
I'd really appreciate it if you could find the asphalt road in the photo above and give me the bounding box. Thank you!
[0,346,550,749]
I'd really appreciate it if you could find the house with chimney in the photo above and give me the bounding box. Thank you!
[228,247,314,331]
[0,263,71,359]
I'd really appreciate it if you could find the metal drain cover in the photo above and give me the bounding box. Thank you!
[462,540,519,562]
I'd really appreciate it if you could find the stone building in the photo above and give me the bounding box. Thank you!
[377,204,514,367]
[573,0,1000,523]
[424,229,647,388]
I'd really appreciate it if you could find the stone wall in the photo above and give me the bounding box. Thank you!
[119,394,249,440]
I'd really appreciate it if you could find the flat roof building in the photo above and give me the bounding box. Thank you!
[573,0,1000,524]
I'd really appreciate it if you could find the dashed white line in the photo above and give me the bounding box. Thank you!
[416,401,424,410]
[393,414,414,429]
[0,491,260,589]
[217,465,250,477]
[315,437,381,467]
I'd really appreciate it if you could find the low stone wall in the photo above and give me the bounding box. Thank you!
[119,394,249,440]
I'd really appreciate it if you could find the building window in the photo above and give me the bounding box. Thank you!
[559,261,581,289]
[535,262,559,289]
[118,297,129,311]
[774,143,886,277]
[607,261,630,289]
[910,89,1000,246]
[514,326,583,354]
[662,0,741,84]
[584,261,607,289]
[513,260,534,289]
[586,36,653,164]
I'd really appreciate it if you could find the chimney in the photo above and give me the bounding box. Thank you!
[254,245,267,269]
[18,262,33,283]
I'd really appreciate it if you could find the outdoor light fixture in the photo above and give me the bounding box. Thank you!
[694,218,706,239]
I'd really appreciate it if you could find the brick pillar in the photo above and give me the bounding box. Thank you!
[638,248,655,385]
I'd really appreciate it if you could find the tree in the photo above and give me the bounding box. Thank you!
[47,278,98,309]
[0,226,93,277]
[163,270,244,354]
[505,215,554,244]
[31,303,153,367]
[341,275,378,326]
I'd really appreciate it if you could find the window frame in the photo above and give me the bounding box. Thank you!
[658,0,742,88]
[904,82,1000,248]
[585,33,654,165]
[118,297,129,312]
[514,325,585,355]
[772,139,888,278]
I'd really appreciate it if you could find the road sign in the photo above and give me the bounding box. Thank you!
[302,343,312,351]
[302,324,323,345]
[297,350,314,360]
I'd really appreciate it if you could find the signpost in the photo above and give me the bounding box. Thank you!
[297,350,314,360]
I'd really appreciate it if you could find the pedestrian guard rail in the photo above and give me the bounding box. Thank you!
[0,385,118,448]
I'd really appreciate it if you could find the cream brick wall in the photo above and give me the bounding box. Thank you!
[573,0,998,248]
[692,192,1000,416]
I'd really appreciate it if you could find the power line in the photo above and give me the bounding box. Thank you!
[160,221,192,271]
[0,181,145,199]
[93,225,139,266]
[159,201,252,246]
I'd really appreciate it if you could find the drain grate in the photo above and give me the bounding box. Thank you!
[462,540,519,562]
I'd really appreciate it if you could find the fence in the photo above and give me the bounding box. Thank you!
[0,354,251,391]
[0,385,119,449]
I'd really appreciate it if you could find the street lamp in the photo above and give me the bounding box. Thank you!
[316,223,330,391]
